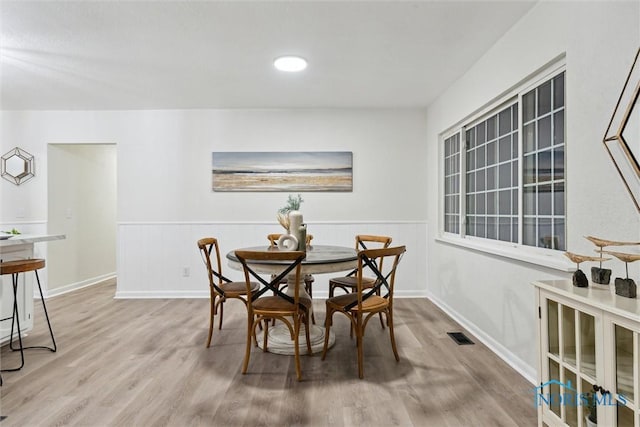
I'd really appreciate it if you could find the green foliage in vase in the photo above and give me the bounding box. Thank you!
[278,194,304,214]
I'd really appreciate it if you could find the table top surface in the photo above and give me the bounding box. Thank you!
[0,234,66,247]
[226,244,357,265]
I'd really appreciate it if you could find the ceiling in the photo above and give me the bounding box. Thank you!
[0,0,537,110]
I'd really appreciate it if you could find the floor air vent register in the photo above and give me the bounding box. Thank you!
[447,332,475,345]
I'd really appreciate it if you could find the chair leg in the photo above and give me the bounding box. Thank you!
[242,316,254,374]
[294,315,302,381]
[206,295,215,347]
[262,318,269,351]
[387,308,400,362]
[321,305,333,360]
[32,270,56,352]
[356,313,364,379]
[304,312,312,356]
[218,299,224,330]
[305,279,316,325]
[376,288,385,330]
[4,274,25,372]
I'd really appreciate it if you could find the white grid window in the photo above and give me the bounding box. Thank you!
[465,103,519,243]
[444,133,461,234]
[442,68,566,251]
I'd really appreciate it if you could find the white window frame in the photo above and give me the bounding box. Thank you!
[438,57,571,272]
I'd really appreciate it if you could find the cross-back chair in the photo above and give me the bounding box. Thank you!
[235,250,312,381]
[267,233,316,324]
[322,245,406,379]
[328,234,392,331]
[197,237,259,348]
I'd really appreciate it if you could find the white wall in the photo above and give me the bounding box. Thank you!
[425,1,640,383]
[0,109,429,296]
[47,144,117,296]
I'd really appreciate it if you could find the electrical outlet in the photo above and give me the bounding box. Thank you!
[182,267,190,277]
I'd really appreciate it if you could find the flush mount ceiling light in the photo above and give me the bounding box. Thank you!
[274,56,308,72]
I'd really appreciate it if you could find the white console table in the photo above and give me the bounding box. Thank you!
[0,234,65,346]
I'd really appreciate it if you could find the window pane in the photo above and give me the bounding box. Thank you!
[487,166,496,190]
[467,149,475,171]
[499,136,511,162]
[477,193,486,215]
[524,186,536,215]
[513,160,519,186]
[538,80,552,116]
[467,129,475,148]
[487,191,496,215]
[487,140,497,165]
[486,116,496,141]
[498,217,511,241]
[554,218,565,250]
[499,108,511,136]
[539,116,552,150]
[476,216,486,238]
[512,189,519,214]
[513,131,519,157]
[498,163,511,188]
[553,147,564,180]
[537,150,552,183]
[538,218,553,248]
[512,104,519,128]
[523,91,535,123]
[476,169,486,192]
[487,216,497,239]
[538,184,552,216]
[524,123,536,152]
[554,182,564,216]
[523,217,536,246]
[512,218,518,243]
[467,172,475,193]
[467,195,475,214]
[524,154,536,184]
[553,73,564,109]
[553,111,564,145]
[499,190,511,214]
[477,144,486,168]
[477,122,486,145]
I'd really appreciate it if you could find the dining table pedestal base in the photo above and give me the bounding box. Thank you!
[257,323,334,355]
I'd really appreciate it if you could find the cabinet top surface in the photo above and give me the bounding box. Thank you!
[0,234,66,247]
[532,279,640,322]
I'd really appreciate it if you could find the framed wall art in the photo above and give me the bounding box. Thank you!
[212,151,353,192]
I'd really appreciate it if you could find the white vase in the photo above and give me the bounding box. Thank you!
[585,416,597,427]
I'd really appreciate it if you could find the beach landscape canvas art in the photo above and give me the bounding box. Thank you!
[212,151,353,192]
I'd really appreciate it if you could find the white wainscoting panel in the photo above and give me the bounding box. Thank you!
[116,221,428,299]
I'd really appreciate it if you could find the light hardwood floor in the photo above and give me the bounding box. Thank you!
[0,279,537,426]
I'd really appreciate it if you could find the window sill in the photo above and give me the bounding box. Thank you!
[435,235,573,272]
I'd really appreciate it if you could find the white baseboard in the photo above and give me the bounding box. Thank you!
[44,273,116,299]
[114,290,209,299]
[426,291,537,385]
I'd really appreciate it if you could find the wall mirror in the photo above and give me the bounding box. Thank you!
[1,147,35,185]
[603,47,640,212]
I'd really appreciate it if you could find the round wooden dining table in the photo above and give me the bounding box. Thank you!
[226,244,357,355]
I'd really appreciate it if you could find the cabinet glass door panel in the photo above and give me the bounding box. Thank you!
[580,311,597,378]
[617,403,634,426]
[548,299,560,356]
[563,305,577,366]
[581,379,596,427]
[615,324,635,402]
[564,368,578,427]
[549,359,561,417]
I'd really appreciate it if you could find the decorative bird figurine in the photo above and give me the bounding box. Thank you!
[564,252,611,288]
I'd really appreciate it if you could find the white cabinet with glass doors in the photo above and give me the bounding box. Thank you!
[533,279,640,427]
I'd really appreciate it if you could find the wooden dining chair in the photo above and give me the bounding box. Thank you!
[235,250,312,381]
[328,234,392,331]
[322,245,406,379]
[267,233,316,324]
[197,237,260,348]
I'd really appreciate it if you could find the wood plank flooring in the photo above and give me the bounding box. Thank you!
[0,279,537,426]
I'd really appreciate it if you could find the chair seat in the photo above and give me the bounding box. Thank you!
[253,296,312,312]
[0,259,46,275]
[221,281,259,296]
[326,293,388,312]
[328,276,376,289]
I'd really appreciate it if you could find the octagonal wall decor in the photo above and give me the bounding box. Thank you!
[603,47,640,212]
[1,147,35,185]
